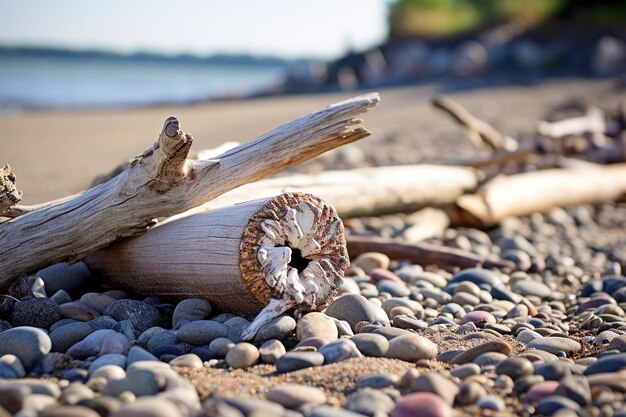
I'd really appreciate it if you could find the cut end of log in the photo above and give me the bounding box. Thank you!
[240,192,349,339]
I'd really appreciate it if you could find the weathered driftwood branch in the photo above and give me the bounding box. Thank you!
[0,93,379,287]
[167,164,482,221]
[87,192,348,340]
[432,95,518,151]
[449,163,626,228]
[346,235,514,270]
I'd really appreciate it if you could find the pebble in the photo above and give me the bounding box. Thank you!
[266,383,326,408]
[526,380,559,402]
[527,337,582,356]
[357,373,399,389]
[253,315,296,342]
[584,352,626,375]
[555,376,591,406]
[103,370,161,397]
[0,354,26,377]
[67,339,100,359]
[100,332,130,355]
[11,298,61,329]
[386,334,437,361]
[80,293,117,314]
[0,362,17,378]
[455,381,487,405]
[512,279,552,298]
[476,395,505,410]
[450,363,481,379]
[325,294,389,330]
[171,298,212,328]
[60,301,101,321]
[0,385,30,414]
[535,395,582,416]
[223,316,251,343]
[345,388,395,416]
[41,405,101,417]
[449,268,502,288]
[169,353,203,368]
[208,337,236,358]
[259,339,286,364]
[127,346,159,364]
[110,397,183,417]
[451,340,511,364]
[534,361,572,380]
[517,329,543,344]
[225,343,259,369]
[275,351,324,373]
[459,310,496,325]
[352,252,390,273]
[88,353,127,374]
[0,326,51,371]
[410,372,459,405]
[50,289,72,305]
[176,320,228,345]
[609,335,626,351]
[104,300,163,333]
[49,322,93,353]
[38,262,91,296]
[351,333,389,357]
[495,356,534,379]
[390,392,453,417]
[296,312,338,341]
[318,339,362,364]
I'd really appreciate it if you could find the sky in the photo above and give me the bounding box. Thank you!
[0,0,391,60]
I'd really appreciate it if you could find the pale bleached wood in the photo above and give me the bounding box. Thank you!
[402,208,450,242]
[0,93,379,287]
[449,163,626,228]
[538,106,609,138]
[86,192,348,340]
[167,164,482,222]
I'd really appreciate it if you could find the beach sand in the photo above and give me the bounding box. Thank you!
[1,77,623,205]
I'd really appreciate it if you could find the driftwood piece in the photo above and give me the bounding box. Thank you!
[0,93,379,287]
[402,208,450,243]
[432,95,518,151]
[168,165,482,221]
[346,235,514,270]
[449,163,626,228]
[538,106,610,138]
[87,192,348,339]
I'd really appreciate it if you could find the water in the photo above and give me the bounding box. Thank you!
[0,53,289,111]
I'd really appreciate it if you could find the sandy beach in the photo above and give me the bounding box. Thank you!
[2,77,624,205]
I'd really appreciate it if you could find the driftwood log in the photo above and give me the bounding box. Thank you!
[0,93,379,287]
[87,193,348,339]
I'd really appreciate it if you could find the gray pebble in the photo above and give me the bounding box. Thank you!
[209,337,235,358]
[88,353,127,374]
[325,294,389,330]
[80,293,117,314]
[109,397,183,417]
[385,334,437,361]
[50,289,72,305]
[476,395,505,410]
[103,369,161,396]
[296,312,338,341]
[127,346,159,364]
[495,356,534,379]
[254,315,296,342]
[103,299,162,333]
[512,279,552,298]
[0,326,51,371]
[351,333,389,357]
[450,363,481,379]
[584,352,626,375]
[517,329,543,344]
[225,343,259,369]
[259,339,286,364]
[309,405,369,417]
[172,298,212,328]
[357,373,399,389]
[88,315,118,331]
[223,316,251,343]
[536,395,581,416]
[556,376,591,406]
[377,280,411,297]
[275,351,324,374]
[474,352,508,367]
[534,361,572,380]
[67,339,100,359]
[527,337,581,356]
[176,320,228,345]
[0,362,17,378]
[100,331,130,355]
[344,388,395,416]
[608,335,626,351]
[410,372,459,405]
[147,330,178,353]
[38,261,91,296]
[50,322,93,353]
[456,381,487,405]
[113,319,136,341]
[170,353,203,368]
[11,298,61,329]
[317,339,362,364]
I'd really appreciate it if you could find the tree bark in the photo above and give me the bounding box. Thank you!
[0,93,379,287]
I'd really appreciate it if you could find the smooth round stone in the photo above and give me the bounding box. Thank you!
[352,252,390,273]
[556,376,591,406]
[527,337,581,356]
[450,363,481,379]
[109,397,183,417]
[609,335,626,351]
[341,278,362,295]
[371,326,414,340]
[0,326,51,371]
[176,320,228,345]
[410,372,459,405]
[77,397,122,416]
[50,289,73,305]
[326,294,389,330]
[584,352,626,375]
[11,298,61,329]
[0,354,25,377]
[67,339,100,360]
[382,298,423,316]
[455,381,486,405]
[517,329,543,344]
[0,362,17,378]
[60,383,95,405]
[114,320,136,342]
[275,351,324,374]
[476,395,504,410]
[351,333,389,357]
[88,316,118,331]
[309,405,370,417]
[147,330,178,353]
[49,322,93,353]
[452,292,480,306]
[386,334,437,362]
[473,352,508,367]
[0,385,30,414]
[526,380,559,402]
[406,271,446,288]
[266,383,326,408]
[38,262,92,296]
[459,310,496,325]
[259,339,286,364]
[512,279,552,298]
[90,364,126,381]
[594,330,620,345]
[169,353,203,368]
[104,300,162,333]
[127,346,158,364]
[357,373,399,389]
[580,296,615,311]
[377,280,411,297]
[296,337,330,349]
[535,395,581,416]
[208,337,235,358]
[171,298,212,328]
[345,388,395,416]
[88,354,127,374]
[103,370,161,396]
[318,339,362,364]
[225,343,259,369]
[223,316,251,343]
[60,301,101,321]
[253,315,296,342]
[390,392,453,417]
[41,405,101,417]
[393,315,427,331]
[100,332,130,355]
[80,293,117,314]
[449,269,502,288]
[534,361,572,380]
[495,357,534,379]
[296,312,338,341]
[451,340,511,365]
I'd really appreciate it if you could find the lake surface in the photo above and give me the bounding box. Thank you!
[0,53,288,111]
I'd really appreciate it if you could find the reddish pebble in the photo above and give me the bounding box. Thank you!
[519,298,538,317]
[391,392,454,417]
[526,380,559,402]
[460,310,496,325]
[369,268,403,283]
